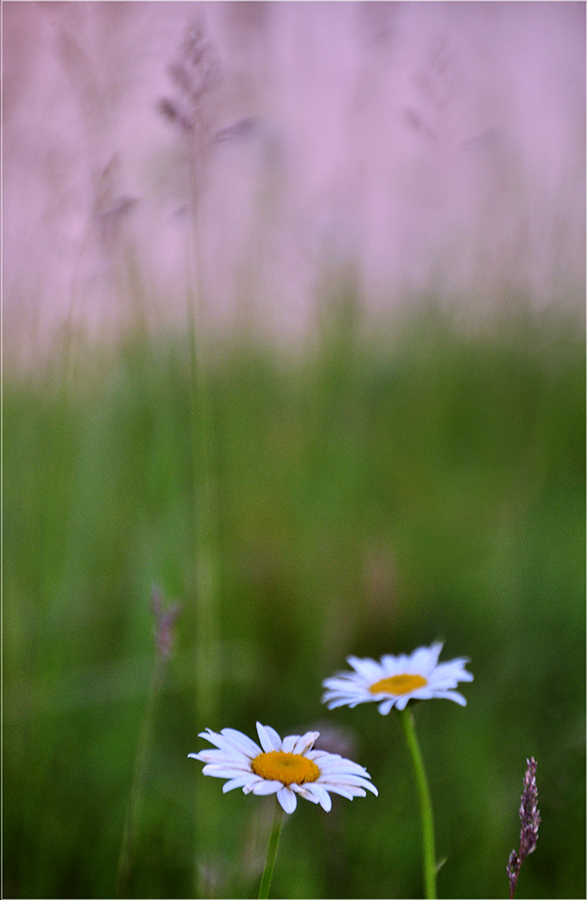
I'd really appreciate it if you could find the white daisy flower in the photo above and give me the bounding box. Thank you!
[322,642,473,714]
[188,721,378,814]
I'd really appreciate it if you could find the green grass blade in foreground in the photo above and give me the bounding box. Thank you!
[116,588,179,897]
[116,653,164,897]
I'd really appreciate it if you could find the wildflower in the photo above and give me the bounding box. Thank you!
[507,757,541,899]
[322,642,473,714]
[189,722,378,814]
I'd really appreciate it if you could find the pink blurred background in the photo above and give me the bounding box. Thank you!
[4,2,585,364]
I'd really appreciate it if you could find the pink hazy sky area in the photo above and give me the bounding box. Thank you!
[3,1,585,360]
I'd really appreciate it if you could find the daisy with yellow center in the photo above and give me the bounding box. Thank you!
[189,721,378,815]
[322,641,473,714]
[322,642,473,900]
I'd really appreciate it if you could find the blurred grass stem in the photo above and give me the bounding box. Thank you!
[115,652,166,897]
[398,707,437,900]
[186,138,220,730]
[258,800,284,900]
[174,33,223,891]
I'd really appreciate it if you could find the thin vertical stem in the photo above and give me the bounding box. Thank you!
[116,654,165,897]
[186,121,221,900]
[186,128,219,729]
[258,800,285,900]
[398,707,437,900]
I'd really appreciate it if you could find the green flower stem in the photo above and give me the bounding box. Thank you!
[258,800,285,900]
[398,707,437,900]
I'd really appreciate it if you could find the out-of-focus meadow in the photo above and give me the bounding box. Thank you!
[4,3,585,899]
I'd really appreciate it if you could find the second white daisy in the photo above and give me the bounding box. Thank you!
[189,721,378,814]
[322,642,473,714]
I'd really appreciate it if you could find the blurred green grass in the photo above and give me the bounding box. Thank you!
[5,297,585,898]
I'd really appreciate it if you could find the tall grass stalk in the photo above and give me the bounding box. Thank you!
[116,588,179,897]
[115,651,166,896]
[186,141,220,731]
[186,146,223,895]
[161,15,223,731]
[160,20,224,895]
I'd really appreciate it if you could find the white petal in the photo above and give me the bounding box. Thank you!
[281,734,301,754]
[312,754,368,775]
[322,694,367,710]
[193,749,248,765]
[299,783,332,811]
[436,689,467,705]
[319,784,364,801]
[201,763,253,779]
[198,729,257,759]
[433,661,473,684]
[413,642,443,673]
[292,731,320,755]
[347,656,383,681]
[394,695,411,711]
[256,722,282,752]
[380,654,406,675]
[291,784,321,805]
[276,786,297,814]
[321,773,377,792]
[222,775,258,793]
[251,779,282,796]
[323,683,370,701]
[220,728,263,757]
[332,777,377,795]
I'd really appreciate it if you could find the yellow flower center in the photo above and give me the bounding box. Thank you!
[251,751,320,786]
[369,673,428,696]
